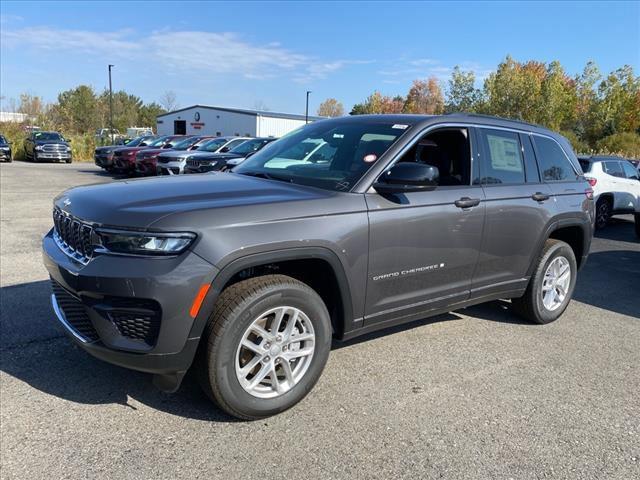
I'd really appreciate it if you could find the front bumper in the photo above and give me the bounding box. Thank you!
[42,228,217,379]
[113,157,136,173]
[36,152,71,160]
[135,159,158,176]
[157,160,185,175]
[94,154,114,168]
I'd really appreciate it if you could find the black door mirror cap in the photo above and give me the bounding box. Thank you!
[374,162,439,194]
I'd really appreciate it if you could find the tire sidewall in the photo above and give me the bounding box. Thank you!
[595,198,610,229]
[211,283,331,418]
[530,242,577,324]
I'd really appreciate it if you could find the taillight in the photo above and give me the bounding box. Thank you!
[585,177,597,187]
[585,187,594,199]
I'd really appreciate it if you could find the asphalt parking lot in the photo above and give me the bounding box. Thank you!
[1,161,639,479]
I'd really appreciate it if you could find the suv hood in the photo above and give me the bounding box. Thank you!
[157,150,189,160]
[54,173,331,228]
[185,151,242,161]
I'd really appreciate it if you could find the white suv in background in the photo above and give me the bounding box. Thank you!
[579,155,640,237]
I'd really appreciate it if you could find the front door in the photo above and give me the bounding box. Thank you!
[364,127,485,326]
[174,120,186,135]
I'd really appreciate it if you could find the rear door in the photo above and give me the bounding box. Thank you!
[471,128,555,295]
[364,126,485,325]
[620,161,640,212]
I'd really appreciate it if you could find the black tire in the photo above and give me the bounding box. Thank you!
[595,197,611,229]
[197,274,332,420]
[635,213,640,239]
[66,158,72,164]
[512,239,577,324]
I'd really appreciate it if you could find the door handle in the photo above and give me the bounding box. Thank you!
[531,192,550,202]
[454,197,481,209]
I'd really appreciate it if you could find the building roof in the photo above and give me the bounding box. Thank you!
[157,104,325,122]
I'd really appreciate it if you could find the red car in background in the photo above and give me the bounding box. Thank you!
[112,135,183,175]
[134,135,213,176]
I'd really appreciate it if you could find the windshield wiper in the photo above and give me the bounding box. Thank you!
[238,170,292,183]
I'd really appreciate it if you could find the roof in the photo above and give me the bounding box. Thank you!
[157,104,325,122]
[577,155,628,162]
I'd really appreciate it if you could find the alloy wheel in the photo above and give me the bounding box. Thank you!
[541,256,571,311]
[235,306,315,399]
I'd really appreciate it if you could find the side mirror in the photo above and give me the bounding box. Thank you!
[220,146,230,153]
[373,162,439,194]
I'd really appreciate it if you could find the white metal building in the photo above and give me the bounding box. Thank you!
[156,105,324,138]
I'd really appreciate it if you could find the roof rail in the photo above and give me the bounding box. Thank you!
[445,112,544,129]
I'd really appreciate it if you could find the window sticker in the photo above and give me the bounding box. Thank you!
[363,153,378,163]
[392,124,409,130]
[487,134,522,172]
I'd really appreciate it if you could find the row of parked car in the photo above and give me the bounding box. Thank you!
[94,134,277,176]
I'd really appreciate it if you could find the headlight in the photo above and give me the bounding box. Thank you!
[66,146,72,152]
[95,229,196,256]
[35,145,43,151]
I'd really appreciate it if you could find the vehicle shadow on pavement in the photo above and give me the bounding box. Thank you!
[0,280,239,423]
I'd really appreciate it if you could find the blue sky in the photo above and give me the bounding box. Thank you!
[1,1,639,115]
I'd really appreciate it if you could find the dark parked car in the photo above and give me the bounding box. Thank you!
[0,135,12,162]
[135,135,213,176]
[157,136,250,175]
[43,114,593,420]
[112,135,182,175]
[184,137,277,174]
[24,131,71,163]
[95,135,157,172]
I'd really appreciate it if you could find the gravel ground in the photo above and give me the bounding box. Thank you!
[1,161,639,480]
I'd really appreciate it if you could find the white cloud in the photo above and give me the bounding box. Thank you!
[1,25,365,84]
[378,58,493,83]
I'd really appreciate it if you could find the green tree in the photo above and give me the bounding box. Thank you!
[350,91,404,114]
[56,85,99,133]
[593,65,640,139]
[539,61,577,131]
[446,66,482,113]
[138,102,165,128]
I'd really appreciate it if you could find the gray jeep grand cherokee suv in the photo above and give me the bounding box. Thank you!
[43,114,594,419]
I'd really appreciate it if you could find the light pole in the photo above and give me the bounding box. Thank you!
[108,64,114,143]
[305,90,312,124]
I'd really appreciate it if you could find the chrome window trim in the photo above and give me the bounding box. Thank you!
[358,121,580,192]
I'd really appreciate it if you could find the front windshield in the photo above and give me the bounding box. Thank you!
[230,139,272,155]
[0,136,7,144]
[34,132,63,142]
[172,137,198,150]
[148,136,170,147]
[233,120,408,192]
[125,135,152,147]
[200,138,228,152]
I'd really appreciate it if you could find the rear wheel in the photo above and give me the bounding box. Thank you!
[512,239,577,324]
[197,274,332,420]
[635,213,640,239]
[595,197,611,229]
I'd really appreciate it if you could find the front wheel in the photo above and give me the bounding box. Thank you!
[512,239,577,324]
[65,158,72,164]
[197,275,332,420]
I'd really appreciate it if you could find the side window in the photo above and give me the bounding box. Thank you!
[533,136,578,182]
[521,134,540,183]
[396,128,471,187]
[603,161,625,178]
[478,129,525,184]
[622,161,639,180]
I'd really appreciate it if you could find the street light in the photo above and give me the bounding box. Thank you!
[108,64,114,143]
[305,90,312,124]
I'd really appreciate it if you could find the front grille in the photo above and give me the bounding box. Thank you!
[51,280,100,342]
[53,207,94,264]
[186,159,199,167]
[43,144,67,153]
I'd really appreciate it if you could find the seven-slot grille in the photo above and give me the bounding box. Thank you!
[42,144,67,153]
[50,280,100,342]
[53,207,94,264]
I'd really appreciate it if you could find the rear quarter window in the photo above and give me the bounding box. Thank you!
[533,136,579,182]
[578,159,592,173]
